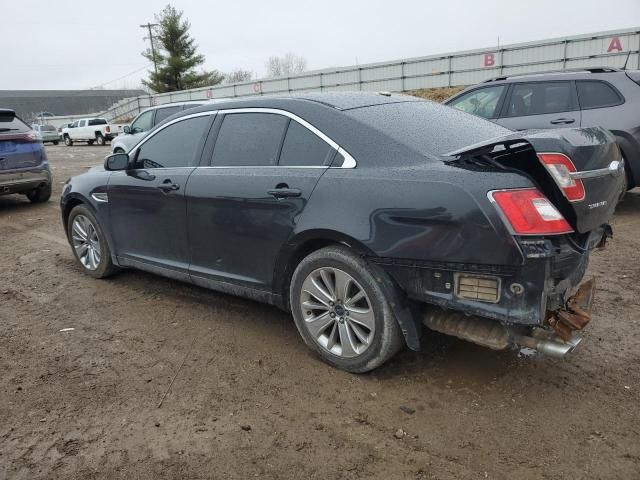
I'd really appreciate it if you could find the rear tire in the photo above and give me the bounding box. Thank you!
[64,135,73,146]
[87,139,95,145]
[67,205,118,279]
[53,140,59,145]
[290,245,404,373]
[95,134,105,146]
[26,183,51,203]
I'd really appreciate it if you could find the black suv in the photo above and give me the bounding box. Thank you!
[446,68,640,189]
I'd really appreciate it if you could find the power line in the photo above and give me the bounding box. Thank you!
[89,65,151,89]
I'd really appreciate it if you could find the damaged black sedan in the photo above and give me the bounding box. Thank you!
[60,93,626,372]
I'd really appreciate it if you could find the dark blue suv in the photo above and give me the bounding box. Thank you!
[446,68,640,189]
[0,109,52,203]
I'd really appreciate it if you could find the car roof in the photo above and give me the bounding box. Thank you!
[481,67,624,84]
[185,92,421,113]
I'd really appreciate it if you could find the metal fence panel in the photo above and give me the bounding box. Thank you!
[86,28,638,122]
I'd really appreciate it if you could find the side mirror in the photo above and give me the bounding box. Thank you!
[104,153,129,171]
[123,125,131,134]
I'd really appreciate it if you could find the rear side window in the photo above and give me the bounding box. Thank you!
[577,81,623,109]
[279,121,333,167]
[447,85,506,119]
[154,106,182,124]
[505,82,574,116]
[134,115,210,169]
[88,119,107,126]
[211,113,288,166]
[0,112,30,133]
[347,101,510,157]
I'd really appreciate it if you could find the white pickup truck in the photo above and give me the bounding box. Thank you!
[62,118,116,146]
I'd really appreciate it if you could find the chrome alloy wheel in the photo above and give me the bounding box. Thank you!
[300,267,375,358]
[71,214,102,271]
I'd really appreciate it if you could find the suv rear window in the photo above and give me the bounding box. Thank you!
[88,119,108,126]
[577,81,623,109]
[505,82,574,116]
[0,112,30,133]
[40,124,57,132]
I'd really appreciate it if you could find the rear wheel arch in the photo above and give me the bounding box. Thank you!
[275,230,374,310]
[610,131,638,188]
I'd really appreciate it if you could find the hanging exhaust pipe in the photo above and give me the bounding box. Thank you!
[422,308,582,358]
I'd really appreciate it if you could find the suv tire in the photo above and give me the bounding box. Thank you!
[26,183,52,203]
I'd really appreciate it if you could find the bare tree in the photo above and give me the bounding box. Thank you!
[265,53,307,77]
[225,68,253,84]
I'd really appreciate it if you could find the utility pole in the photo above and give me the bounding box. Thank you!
[140,22,159,76]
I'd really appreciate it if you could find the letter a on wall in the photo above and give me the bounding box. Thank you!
[484,53,495,67]
[607,37,623,53]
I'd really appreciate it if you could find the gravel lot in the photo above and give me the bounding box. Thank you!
[1,144,639,479]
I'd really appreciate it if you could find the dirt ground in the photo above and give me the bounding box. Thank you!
[1,144,639,480]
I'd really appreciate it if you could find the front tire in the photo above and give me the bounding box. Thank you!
[290,246,404,373]
[53,140,59,145]
[67,205,117,279]
[64,135,73,146]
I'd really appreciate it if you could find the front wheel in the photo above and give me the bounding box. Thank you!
[64,136,73,146]
[67,205,118,278]
[290,246,404,373]
[53,140,59,145]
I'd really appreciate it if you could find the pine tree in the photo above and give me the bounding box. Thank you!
[142,5,223,93]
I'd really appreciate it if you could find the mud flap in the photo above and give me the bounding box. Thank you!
[369,262,423,351]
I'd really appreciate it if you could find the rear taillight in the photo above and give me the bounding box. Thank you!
[489,188,573,235]
[105,126,111,133]
[538,153,585,202]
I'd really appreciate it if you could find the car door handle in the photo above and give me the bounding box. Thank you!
[267,188,302,199]
[157,180,180,192]
[550,118,575,125]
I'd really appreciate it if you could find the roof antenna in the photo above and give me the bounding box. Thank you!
[622,50,631,70]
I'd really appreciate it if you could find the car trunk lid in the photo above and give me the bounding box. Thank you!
[443,127,626,234]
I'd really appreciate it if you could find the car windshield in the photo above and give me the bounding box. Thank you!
[346,101,510,158]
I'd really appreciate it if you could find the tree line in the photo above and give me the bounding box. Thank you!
[143,5,307,93]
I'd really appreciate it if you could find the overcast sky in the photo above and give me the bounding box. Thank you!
[2,0,639,90]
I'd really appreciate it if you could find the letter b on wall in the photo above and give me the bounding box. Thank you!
[484,53,495,67]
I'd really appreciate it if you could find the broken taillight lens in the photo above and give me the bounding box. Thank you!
[490,188,573,235]
[538,153,585,202]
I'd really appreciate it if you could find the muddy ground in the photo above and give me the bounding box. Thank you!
[1,144,639,480]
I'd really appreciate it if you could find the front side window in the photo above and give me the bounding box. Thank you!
[134,115,210,169]
[154,106,182,125]
[131,110,154,134]
[79,120,86,127]
[505,81,574,117]
[448,85,506,119]
[211,113,288,166]
[577,81,623,109]
[279,121,333,166]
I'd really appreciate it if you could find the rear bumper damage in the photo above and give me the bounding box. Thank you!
[422,278,595,358]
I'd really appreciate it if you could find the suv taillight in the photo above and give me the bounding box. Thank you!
[538,153,585,202]
[489,188,573,235]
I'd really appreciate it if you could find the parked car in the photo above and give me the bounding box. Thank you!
[111,101,208,153]
[61,93,625,372]
[31,124,59,145]
[61,117,115,146]
[445,67,640,189]
[1,109,52,203]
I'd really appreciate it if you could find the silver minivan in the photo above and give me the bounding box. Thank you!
[31,124,60,145]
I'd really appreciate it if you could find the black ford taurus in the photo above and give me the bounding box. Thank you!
[61,93,626,372]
